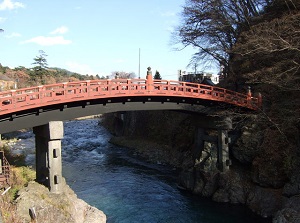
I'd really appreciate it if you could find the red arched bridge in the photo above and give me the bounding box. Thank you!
[0,73,262,193]
[0,73,261,134]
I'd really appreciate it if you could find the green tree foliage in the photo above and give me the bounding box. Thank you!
[32,50,48,71]
[154,70,162,80]
[174,0,270,75]
[31,50,49,84]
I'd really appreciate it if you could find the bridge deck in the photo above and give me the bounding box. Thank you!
[0,79,261,117]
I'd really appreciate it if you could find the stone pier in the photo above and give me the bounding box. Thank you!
[217,129,231,171]
[33,121,63,193]
[193,116,232,172]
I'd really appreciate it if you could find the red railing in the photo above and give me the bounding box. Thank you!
[0,78,261,116]
[0,151,10,187]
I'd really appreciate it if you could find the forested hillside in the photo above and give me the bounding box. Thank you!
[0,63,96,90]
[227,0,300,184]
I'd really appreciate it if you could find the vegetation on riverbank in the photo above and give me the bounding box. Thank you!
[0,140,35,223]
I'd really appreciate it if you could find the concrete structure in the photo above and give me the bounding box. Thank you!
[33,122,63,193]
[192,116,232,171]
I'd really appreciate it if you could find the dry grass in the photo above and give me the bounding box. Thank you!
[1,142,36,223]
[0,166,35,223]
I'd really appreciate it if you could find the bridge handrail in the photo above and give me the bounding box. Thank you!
[0,151,10,186]
[0,79,260,116]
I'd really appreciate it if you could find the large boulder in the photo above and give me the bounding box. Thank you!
[15,179,106,223]
[246,186,284,218]
[283,173,300,197]
[273,196,300,223]
[212,170,250,204]
[231,117,263,164]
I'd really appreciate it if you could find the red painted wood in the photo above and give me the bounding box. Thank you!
[0,79,260,116]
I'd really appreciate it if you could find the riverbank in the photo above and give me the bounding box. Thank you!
[102,112,300,222]
[15,178,106,223]
[0,135,107,223]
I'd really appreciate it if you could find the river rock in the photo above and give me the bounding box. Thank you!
[212,171,249,204]
[283,173,300,197]
[231,125,262,164]
[192,171,205,194]
[15,179,106,223]
[246,186,284,217]
[177,168,195,190]
[273,196,300,223]
[201,172,220,197]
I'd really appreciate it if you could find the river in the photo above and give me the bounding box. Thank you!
[12,118,270,223]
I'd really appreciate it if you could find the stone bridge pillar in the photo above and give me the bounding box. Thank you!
[217,129,231,172]
[193,116,232,172]
[33,121,63,194]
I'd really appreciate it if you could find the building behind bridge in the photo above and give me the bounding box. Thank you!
[177,70,219,85]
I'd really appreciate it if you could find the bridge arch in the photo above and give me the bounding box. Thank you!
[0,73,261,193]
[0,74,260,134]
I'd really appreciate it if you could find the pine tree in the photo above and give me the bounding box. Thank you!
[31,50,49,84]
[154,70,162,80]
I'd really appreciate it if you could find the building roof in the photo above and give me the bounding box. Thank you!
[201,78,215,86]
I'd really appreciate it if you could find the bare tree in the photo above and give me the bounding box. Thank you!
[231,4,300,91]
[111,71,136,79]
[173,0,270,76]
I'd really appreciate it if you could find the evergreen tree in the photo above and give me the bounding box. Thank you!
[31,50,49,83]
[154,70,162,80]
[32,50,48,72]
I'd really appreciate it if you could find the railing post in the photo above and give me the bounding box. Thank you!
[38,86,44,102]
[258,92,262,108]
[146,67,153,91]
[247,86,252,100]
[11,90,16,108]
[63,82,68,97]
[107,80,111,95]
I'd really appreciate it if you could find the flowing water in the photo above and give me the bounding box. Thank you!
[12,118,270,223]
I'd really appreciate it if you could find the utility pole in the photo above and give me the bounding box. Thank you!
[138,48,141,79]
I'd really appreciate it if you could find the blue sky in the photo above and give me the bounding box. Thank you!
[0,0,203,80]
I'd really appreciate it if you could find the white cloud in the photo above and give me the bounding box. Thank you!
[5,32,21,38]
[0,0,25,10]
[0,17,7,23]
[21,36,72,46]
[50,26,69,35]
[65,61,95,75]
